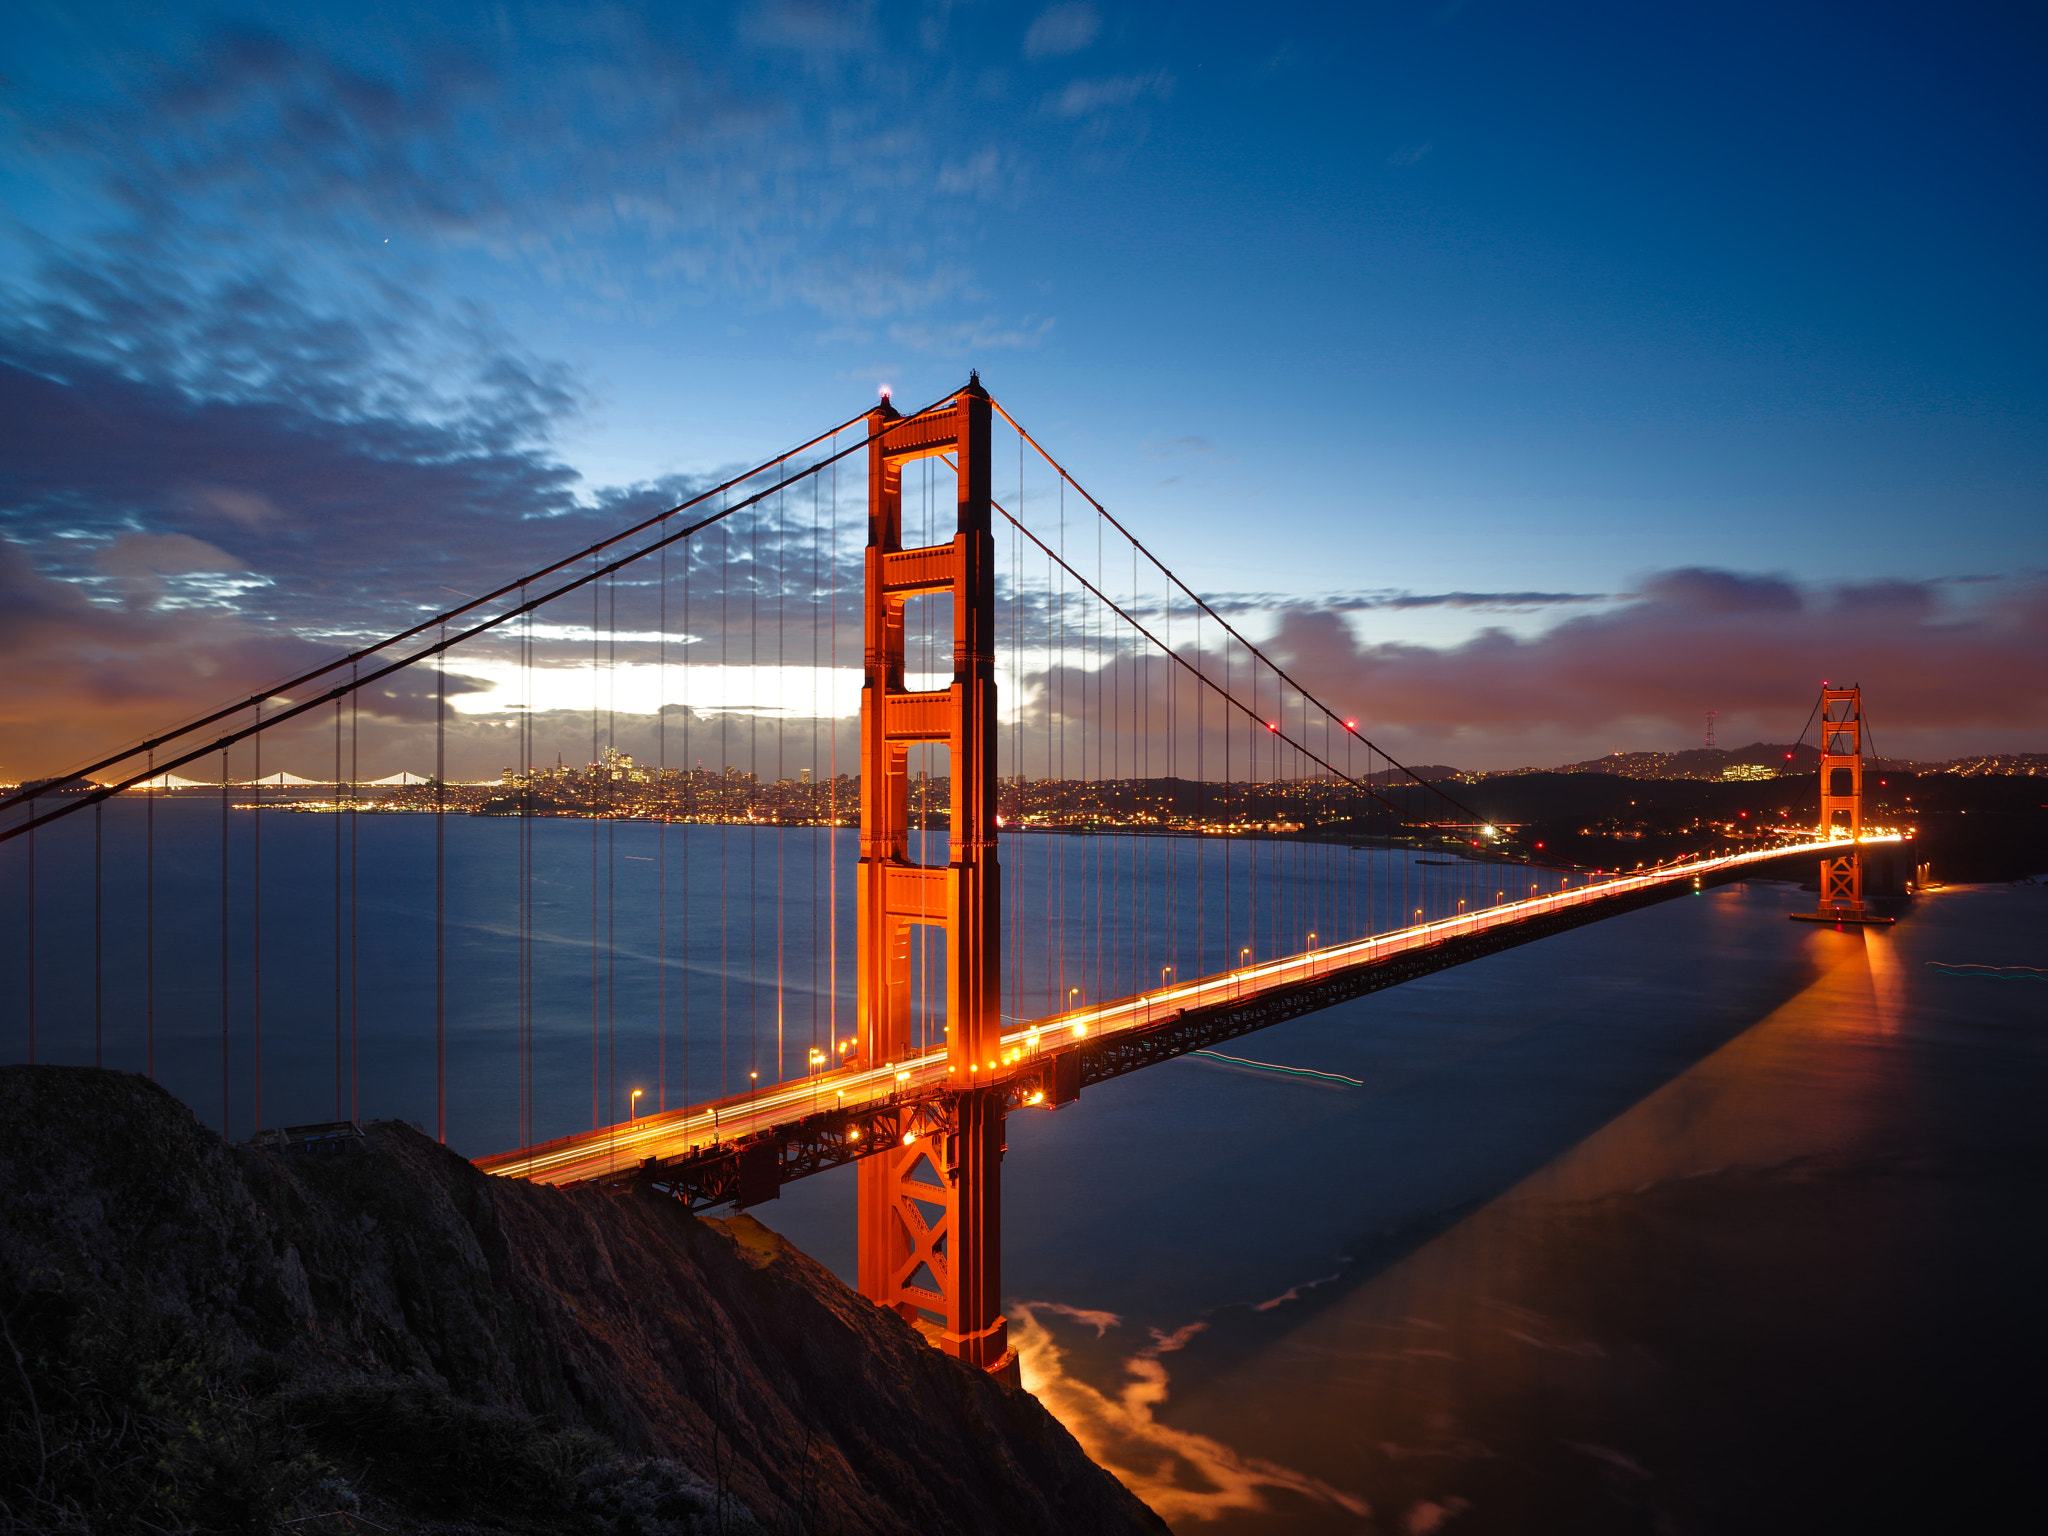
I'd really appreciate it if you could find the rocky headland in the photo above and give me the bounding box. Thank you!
[0,1064,1166,1536]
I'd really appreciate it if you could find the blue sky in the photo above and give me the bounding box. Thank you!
[3,0,2043,773]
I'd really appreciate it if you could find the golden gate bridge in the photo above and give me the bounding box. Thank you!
[0,376,1899,1385]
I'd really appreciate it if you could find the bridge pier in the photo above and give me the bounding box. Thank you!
[855,378,1012,1376]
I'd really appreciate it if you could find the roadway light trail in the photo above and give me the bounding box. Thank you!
[477,833,1898,1189]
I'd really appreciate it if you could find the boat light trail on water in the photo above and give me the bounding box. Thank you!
[1190,1051,1363,1086]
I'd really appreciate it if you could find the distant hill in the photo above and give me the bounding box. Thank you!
[1436,745,2048,784]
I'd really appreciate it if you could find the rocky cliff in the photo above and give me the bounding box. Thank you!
[0,1065,1166,1536]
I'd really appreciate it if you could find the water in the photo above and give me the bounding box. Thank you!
[755,876,2048,1532]
[1,799,1563,1152]
[10,806,2043,1529]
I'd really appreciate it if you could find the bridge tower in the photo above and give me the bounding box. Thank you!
[1794,685,1891,925]
[854,377,1012,1376]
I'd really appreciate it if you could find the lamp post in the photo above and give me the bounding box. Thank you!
[630,1088,642,1122]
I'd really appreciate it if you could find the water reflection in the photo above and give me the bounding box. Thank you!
[1010,1300,1370,1525]
[1075,881,2048,1533]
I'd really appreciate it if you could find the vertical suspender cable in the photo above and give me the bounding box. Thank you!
[659,544,668,1112]
[828,441,840,1057]
[436,623,447,1143]
[350,669,360,1123]
[606,576,617,1129]
[590,560,601,1128]
[519,591,533,1146]
[682,534,693,1110]
[253,709,262,1132]
[334,700,343,1117]
[220,745,230,1136]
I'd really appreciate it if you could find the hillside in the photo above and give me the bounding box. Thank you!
[0,1065,1166,1536]
[1437,769,2048,882]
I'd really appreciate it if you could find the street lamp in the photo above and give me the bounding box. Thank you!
[630,1088,643,1121]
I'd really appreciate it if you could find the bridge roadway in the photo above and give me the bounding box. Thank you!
[474,834,1897,1198]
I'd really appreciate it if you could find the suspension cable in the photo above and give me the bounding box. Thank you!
[987,395,1490,826]
[2,387,967,844]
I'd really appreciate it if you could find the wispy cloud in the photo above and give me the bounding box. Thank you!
[886,315,1057,356]
[1187,589,1611,615]
[5,6,1030,331]
[1025,5,1102,60]
[1143,436,1214,460]
[1255,568,2048,759]
[1048,71,1175,119]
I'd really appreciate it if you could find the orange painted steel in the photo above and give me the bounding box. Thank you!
[1791,685,1883,923]
[852,379,1010,1374]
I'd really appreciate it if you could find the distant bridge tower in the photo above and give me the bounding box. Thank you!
[854,377,1012,1376]
[1704,709,1718,750]
[1793,685,1891,925]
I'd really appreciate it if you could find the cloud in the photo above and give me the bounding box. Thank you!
[997,567,2048,775]
[747,0,876,54]
[886,315,1056,355]
[6,10,1009,329]
[93,533,247,579]
[0,536,334,778]
[1185,588,1610,616]
[1143,436,1214,459]
[1387,142,1433,167]
[1025,5,1102,59]
[1254,569,2048,763]
[1049,71,1174,119]
[0,251,898,781]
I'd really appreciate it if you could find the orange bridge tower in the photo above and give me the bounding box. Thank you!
[1793,684,1893,926]
[853,376,1012,1375]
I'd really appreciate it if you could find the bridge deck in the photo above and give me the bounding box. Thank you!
[474,835,1894,1194]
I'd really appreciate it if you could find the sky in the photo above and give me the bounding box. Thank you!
[2,0,2044,778]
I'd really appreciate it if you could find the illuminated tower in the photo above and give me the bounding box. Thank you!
[853,376,1011,1376]
[1792,685,1891,925]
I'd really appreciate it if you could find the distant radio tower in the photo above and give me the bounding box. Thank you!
[1705,709,1718,750]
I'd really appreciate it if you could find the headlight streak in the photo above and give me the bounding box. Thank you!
[478,835,1900,1188]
